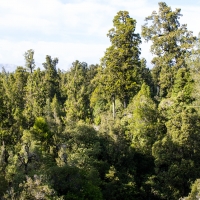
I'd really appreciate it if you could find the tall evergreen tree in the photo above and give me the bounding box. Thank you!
[187,34,200,112]
[64,61,92,122]
[126,83,159,154]
[101,11,142,112]
[142,2,196,97]
[151,69,200,199]
[23,68,46,126]
[24,49,35,73]
[43,55,60,101]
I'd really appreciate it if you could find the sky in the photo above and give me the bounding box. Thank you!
[0,0,199,71]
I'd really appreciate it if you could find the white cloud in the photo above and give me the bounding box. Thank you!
[179,6,200,36]
[0,39,107,70]
[0,0,200,71]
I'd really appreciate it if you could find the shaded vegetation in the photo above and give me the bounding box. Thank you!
[1,2,200,199]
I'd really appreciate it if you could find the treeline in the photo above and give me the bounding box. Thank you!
[0,2,200,199]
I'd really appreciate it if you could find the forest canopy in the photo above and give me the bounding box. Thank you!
[0,2,200,200]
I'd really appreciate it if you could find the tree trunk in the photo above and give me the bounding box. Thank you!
[124,94,128,109]
[112,94,115,119]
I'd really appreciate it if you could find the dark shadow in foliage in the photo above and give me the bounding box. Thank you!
[49,165,103,200]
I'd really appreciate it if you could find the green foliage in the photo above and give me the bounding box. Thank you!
[125,83,159,154]
[64,61,94,122]
[4,175,63,200]
[33,117,51,141]
[43,55,60,101]
[151,83,200,199]
[32,117,53,152]
[90,71,111,124]
[182,179,200,200]
[0,172,8,197]
[187,34,200,114]
[23,68,46,126]
[172,68,194,103]
[49,166,102,200]
[63,122,102,169]
[100,11,142,107]
[1,6,200,200]
[24,49,35,73]
[142,2,196,97]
